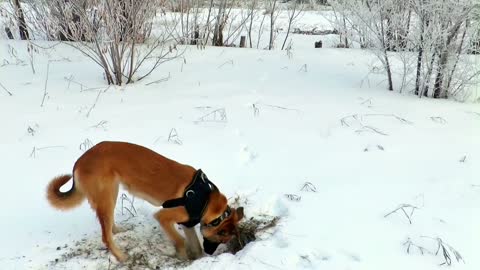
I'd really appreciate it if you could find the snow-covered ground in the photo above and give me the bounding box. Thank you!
[1,8,480,270]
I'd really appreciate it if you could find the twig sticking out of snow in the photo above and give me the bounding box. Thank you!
[90,120,108,130]
[27,124,39,136]
[433,237,464,266]
[29,145,66,158]
[355,125,388,136]
[252,104,260,117]
[195,108,228,123]
[40,62,50,107]
[86,87,109,118]
[217,60,234,69]
[120,193,137,218]
[0,82,13,96]
[2,45,25,67]
[79,139,94,152]
[360,98,372,107]
[466,111,480,118]
[341,114,413,127]
[167,128,183,145]
[64,75,94,91]
[145,73,171,86]
[364,145,384,152]
[430,116,447,124]
[341,113,412,136]
[299,64,308,72]
[403,237,428,255]
[253,103,300,114]
[384,204,419,224]
[301,182,317,192]
[263,103,299,112]
[284,194,301,202]
[403,236,465,266]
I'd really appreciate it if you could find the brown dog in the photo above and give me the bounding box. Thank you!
[46,141,244,262]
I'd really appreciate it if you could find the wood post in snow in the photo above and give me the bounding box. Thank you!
[5,27,14,39]
[240,36,246,48]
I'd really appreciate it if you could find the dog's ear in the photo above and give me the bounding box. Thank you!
[236,207,244,221]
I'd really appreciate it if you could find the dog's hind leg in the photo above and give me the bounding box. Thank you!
[96,187,127,262]
[110,183,126,235]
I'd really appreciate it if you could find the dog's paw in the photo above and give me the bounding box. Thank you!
[175,247,189,260]
[112,225,131,234]
[114,252,128,263]
[187,248,203,260]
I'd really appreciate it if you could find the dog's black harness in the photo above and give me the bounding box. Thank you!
[162,169,217,228]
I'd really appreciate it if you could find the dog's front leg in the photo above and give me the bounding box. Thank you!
[182,226,203,259]
[154,208,189,259]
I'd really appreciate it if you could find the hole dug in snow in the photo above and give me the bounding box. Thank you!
[223,214,280,254]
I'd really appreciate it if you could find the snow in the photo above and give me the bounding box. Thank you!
[1,9,480,270]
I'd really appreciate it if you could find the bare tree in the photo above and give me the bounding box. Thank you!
[329,0,479,99]
[329,0,396,90]
[281,0,304,50]
[267,0,279,50]
[411,0,478,99]
[247,0,259,48]
[212,0,227,46]
[29,0,180,86]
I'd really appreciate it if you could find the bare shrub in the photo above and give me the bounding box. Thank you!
[403,236,465,266]
[27,0,181,86]
[384,204,419,224]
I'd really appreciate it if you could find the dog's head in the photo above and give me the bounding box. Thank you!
[201,191,244,254]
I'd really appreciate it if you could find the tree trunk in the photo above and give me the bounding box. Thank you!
[414,46,423,96]
[13,0,29,40]
[268,0,277,50]
[248,2,255,48]
[384,49,394,91]
[342,17,348,48]
[446,22,468,92]
[212,0,225,46]
[432,52,446,98]
[415,18,427,96]
[433,20,463,98]
[380,12,393,91]
[422,52,437,97]
[281,12,294,50]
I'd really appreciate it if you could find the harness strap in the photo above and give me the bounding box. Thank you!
[162,197,185,208]
[162,169,216,227]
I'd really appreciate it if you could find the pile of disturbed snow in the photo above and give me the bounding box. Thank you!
[49,215,190,270]
[49,205,278,269]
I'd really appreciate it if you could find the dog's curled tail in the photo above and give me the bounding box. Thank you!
[47,174,85,210]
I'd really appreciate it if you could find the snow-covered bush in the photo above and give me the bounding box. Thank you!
[328,0,480,100]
